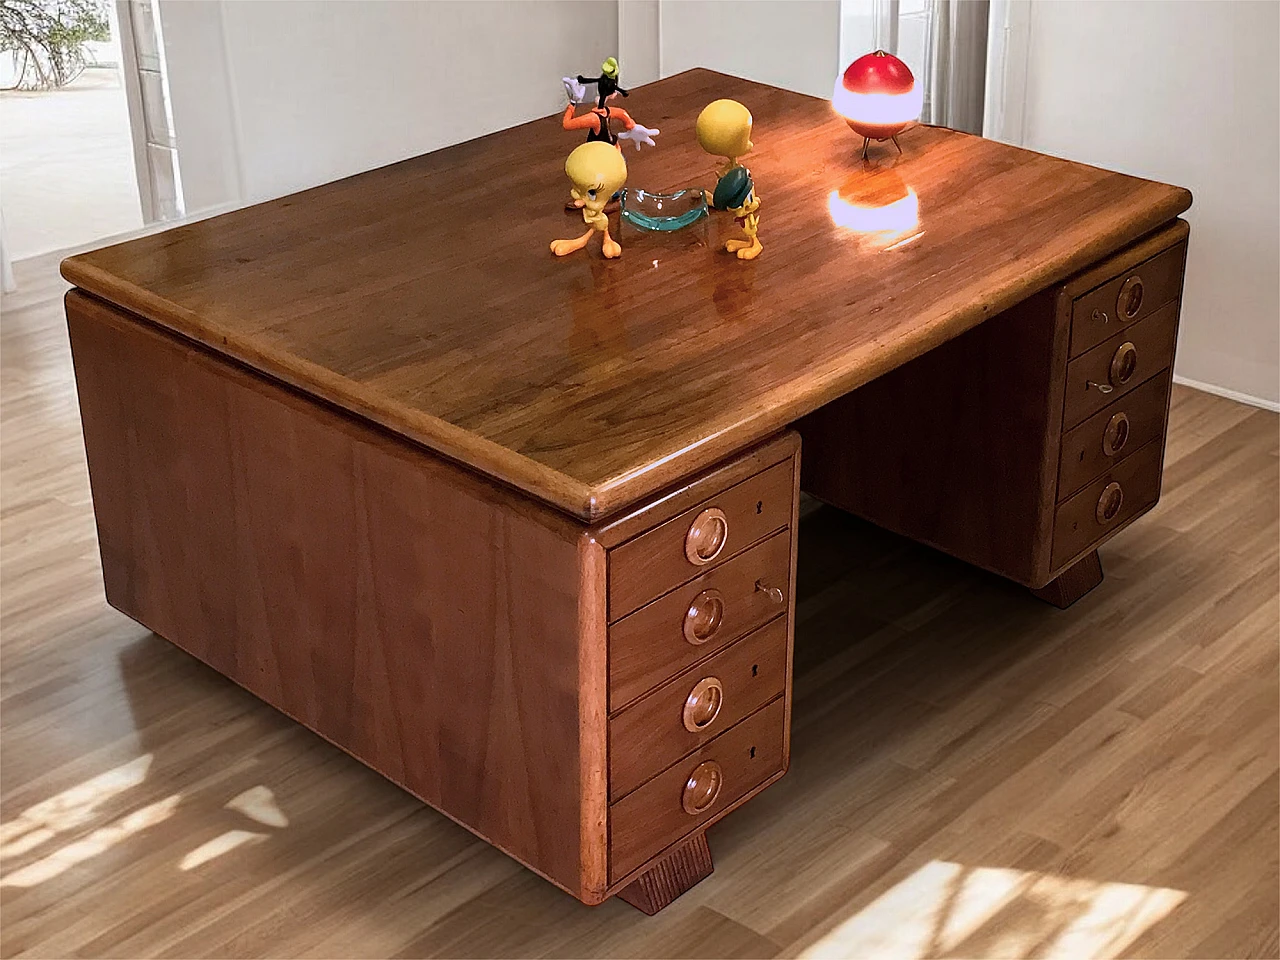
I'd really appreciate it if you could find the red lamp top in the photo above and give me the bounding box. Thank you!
[841,50,915,95]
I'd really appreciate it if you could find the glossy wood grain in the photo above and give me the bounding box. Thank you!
[616,833,715,916]
[64,289,808,910]
[608,455,794,621]
[59,69,1191,521]
[609,617,789,802]
[1050,440,1164,571]
[1063,302,1179,428]
[64,289,611,903]
[609,533,790,711]
[1070,240,1187,358]
[609,698,787,882]
[590,432,799,550]
[3,251,1276,956]
[1060,220,1191,300]
[799,221,1188,593]
[1058,371,1172,501]
[797,285,1064,588]
[1030,549,1105,609]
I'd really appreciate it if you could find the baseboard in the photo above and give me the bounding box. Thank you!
[1173,375,1280,413]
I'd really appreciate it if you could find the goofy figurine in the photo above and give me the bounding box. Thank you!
[561,57,659,151]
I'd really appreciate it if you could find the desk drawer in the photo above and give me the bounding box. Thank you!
[1051,439,1163,570]
[609,617,787,802]
[1063,301,1178,429]
[1070,241,1186,358]
[1058,371,1171,502]
[609,697,786,882]
[608,459,793,621]
[610,530,791,710]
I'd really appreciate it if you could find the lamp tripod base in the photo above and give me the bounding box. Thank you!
[861,134,903,161]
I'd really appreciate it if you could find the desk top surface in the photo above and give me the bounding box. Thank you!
[62,70,1191,521]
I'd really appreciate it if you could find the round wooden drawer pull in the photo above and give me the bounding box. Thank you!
[1109,341,1138,388]
[682,760,724,815]
[1118,275,1145,319]
[685,508,728,565]
[683,589,725,645]
[682,677,724,732]
[1102,412,1130,457]
[1096,481,1124,525]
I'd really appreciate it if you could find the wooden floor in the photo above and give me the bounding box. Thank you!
[2,250,1277,959]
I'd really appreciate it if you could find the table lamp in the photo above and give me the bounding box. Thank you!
[832,50,923,159]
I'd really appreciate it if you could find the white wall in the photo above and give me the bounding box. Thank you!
[155,1,241,214]
[658,0,841,99]
[1007,0,1279,407]
[618,0,661,88]
[159,0,841,209]
[158,0,618,209]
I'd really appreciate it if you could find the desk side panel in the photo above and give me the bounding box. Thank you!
[65,289,604,900]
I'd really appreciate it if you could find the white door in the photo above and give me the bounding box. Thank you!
[114,0,183,222]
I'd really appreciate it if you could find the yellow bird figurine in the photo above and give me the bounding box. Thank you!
[551,141,628,259]
[696,98,762,259]
[696,98,754,179]
[712,165,762,261]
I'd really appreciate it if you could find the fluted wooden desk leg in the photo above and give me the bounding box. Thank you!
[617,834,714,915]
[1032,550,1104,608]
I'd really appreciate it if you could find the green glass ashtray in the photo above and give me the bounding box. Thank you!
[620,187,708,232]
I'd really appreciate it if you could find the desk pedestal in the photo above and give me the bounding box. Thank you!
[798,220,1188,603]
[67,289,799,912]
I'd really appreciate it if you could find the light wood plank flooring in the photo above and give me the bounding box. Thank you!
[2,250,1277,959]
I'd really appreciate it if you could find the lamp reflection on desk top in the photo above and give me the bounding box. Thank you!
[827,167,923,250]
[833,50,923,159]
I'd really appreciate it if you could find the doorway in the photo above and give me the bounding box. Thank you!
[1,0,180,277]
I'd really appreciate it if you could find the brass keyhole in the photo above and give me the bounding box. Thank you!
[754,579,785,604]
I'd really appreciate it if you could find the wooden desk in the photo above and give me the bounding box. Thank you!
[61,70,1191,912]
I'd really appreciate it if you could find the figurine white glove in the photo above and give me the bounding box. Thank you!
[562,77,590,105]
[617,124,660,150]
